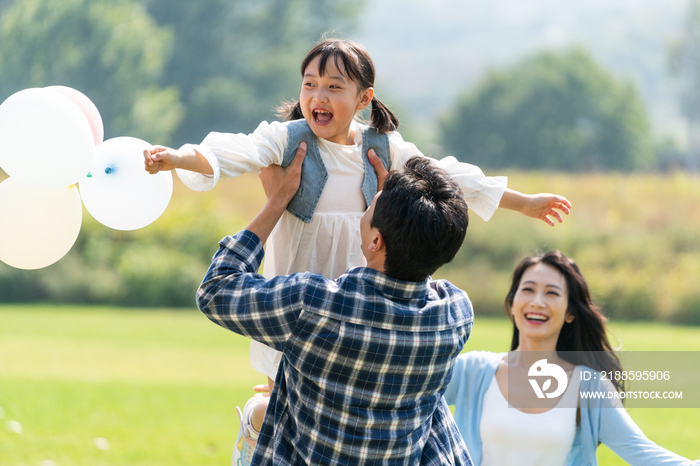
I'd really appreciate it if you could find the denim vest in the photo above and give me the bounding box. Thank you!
[281,119,391,223]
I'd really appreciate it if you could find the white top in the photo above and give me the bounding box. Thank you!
[479,366,582,466]
[177,120,508,378]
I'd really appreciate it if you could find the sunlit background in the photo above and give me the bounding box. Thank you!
[0,0,699,464]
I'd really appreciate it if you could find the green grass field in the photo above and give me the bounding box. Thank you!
[1,305,698,465]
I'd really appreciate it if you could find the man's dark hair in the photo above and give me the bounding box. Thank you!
[371,156,469,282]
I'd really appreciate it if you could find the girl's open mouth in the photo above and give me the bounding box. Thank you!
[313,109,333,124]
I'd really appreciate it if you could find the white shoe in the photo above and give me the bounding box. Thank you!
[232,396,263,466]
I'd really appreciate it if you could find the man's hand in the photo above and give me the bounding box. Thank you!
[258,142,306,205]
[246,143,306,244]
[368,149,388,191]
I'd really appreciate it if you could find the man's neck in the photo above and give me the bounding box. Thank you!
[364,254,386,275]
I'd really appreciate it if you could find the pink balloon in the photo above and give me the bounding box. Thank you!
[46,86,104,147]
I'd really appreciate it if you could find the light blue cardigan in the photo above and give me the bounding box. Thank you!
[444,351,699,466]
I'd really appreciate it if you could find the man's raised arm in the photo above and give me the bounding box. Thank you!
[195,143,307,349]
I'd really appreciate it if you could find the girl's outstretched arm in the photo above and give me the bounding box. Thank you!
[498,189,572,227]
[143,145,214,175]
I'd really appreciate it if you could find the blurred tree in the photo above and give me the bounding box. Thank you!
[143,0,362,146]
[0,0,183,144]
[669,0,700,172]
[441,47,653,171]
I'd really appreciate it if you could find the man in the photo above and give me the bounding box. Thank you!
[197,145,474,465]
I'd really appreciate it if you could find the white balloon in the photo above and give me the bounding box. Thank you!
[46,86,104,147]
[0,88,94,188]
[0,177,82,270]
[79,137,173,231]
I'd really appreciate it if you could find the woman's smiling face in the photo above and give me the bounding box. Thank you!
[511,262,573,349]
[299,55,372,145]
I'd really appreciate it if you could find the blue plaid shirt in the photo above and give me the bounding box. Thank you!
[198,230,474,466]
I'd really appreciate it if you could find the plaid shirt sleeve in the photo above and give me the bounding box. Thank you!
[196,229,307,352]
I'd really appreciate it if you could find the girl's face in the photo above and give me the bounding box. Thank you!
[511,263,573,349]
[299,55,373,145]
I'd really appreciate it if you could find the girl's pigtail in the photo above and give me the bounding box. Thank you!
[370,97,399,133]
[275,100,304,121]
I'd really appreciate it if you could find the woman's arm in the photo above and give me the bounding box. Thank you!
[597,405,698,465]
[582,376,699,466]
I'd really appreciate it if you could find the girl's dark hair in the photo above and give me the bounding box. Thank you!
[505,251,625,394]
[276,38,399,133]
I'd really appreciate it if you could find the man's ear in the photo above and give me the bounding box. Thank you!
[368,228,384,253]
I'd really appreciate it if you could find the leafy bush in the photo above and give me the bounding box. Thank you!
[437,171,700,325]
[441,48,653,171]
[1,171,698,326]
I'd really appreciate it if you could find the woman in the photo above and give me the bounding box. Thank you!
[444,251,698,466]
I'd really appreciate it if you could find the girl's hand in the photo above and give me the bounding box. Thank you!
[367,149,389,190]
[521,193,572,226]
[499,189,572,226]
[253,384,271,397]
[143,146,214,175]
[143,146,184,174]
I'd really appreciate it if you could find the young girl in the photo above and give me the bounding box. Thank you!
[445,251,699,466]
[144,38,571,465]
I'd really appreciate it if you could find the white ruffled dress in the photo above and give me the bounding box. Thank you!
[177,120,507,379]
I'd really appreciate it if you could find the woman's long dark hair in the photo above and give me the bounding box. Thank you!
[276,38,399,133]
[505,251,625,394]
